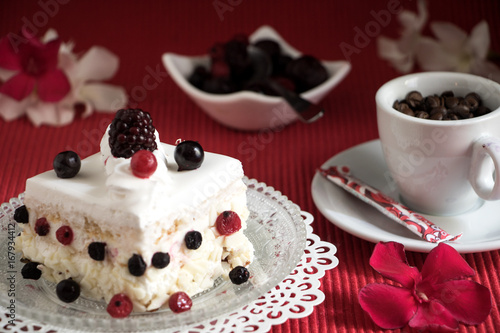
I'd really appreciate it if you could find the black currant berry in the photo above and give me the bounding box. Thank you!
[14,205,29,223]
[185,231,202,250]
[21,262,42,280]
[88,242,106,261]
[174,141,204,171]
[151,252,170,269]
[53,151,81,178]
[128,254,147,276]
[56,278,80,303]
[229,266,250,285]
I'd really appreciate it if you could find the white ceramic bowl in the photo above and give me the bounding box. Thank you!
[162,25,351,131]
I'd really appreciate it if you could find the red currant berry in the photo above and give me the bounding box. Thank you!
[35,217,50,236]
[56,226,74,245]
[130,150,157,178]
[169,291,192,313]
[216,211,241,235]
[107,293,133,318]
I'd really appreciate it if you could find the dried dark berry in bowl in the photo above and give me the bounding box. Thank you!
[285,55,329,93]
[187,33,329,96]
[393,91,493,120]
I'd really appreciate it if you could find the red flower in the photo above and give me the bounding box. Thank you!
[0,29,70,102]
[359,242,491,331]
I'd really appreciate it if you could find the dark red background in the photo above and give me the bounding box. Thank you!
[1,1,499,332]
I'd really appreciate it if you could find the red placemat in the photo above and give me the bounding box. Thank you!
[0,1,499,332]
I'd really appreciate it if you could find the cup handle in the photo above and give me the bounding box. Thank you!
[470,136,500,200]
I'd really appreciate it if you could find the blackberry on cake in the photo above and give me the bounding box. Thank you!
[108,108,157,158]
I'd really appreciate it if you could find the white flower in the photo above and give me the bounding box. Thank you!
[0,29,127,126]
[377,0,427,73]
[415,20,500,82]
[61,44,128,118]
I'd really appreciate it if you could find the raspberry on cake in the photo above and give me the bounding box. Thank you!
[15,108,254,316]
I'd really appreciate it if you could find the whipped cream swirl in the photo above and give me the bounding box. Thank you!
[99,125,172,204]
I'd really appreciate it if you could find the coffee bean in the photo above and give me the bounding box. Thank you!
[406,91,423,109]
[430,106,447,117]
[452,105,470,119]
[445,96,459,108]
[393,90,493,121]
[424,95,441,109]
[415,111,429,119]
[464,92,481,109]
[401,107,415,117]
[475,105,492,117]
[439,96,446,107]
[441,91,454,98]
[430,112,445,120]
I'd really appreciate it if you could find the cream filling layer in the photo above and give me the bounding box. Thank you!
[17,180,253,311]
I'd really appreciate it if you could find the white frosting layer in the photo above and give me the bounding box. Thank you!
[18,136,254,312]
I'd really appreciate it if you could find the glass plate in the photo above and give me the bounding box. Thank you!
[0,177,306,332]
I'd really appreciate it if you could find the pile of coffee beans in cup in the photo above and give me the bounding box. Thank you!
[393,90,492,120]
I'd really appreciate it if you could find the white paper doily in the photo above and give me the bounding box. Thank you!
[1,193,338,333]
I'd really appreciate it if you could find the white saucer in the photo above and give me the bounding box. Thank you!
[311,139,500,253]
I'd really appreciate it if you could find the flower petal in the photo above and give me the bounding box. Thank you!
[415,37,458,71]
[26,101,74,127]
[58,50,78,80]
[18,37,61,75]
[377,37,415,73]
[0,72,36,100]
[377,36,402,60]
[0,93,31,121]
[398,0,428,33]
[78,83,127,112]
[414,0,428,31]
[41,28,59,43]
[430,280,491,325]
[397,0,427,32]
[0,36,22,70]
[430,22,467,51]
[470,59,500,83]
[37,69,71,102]
[74,46,119,81]
[359,283,417,329]
[421,243,475,284]
[467,20,490,60]
[409,300,459,331]
[0,68,17,82]
[369,242,420,289]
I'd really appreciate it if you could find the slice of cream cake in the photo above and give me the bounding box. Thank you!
[14,109,254,317]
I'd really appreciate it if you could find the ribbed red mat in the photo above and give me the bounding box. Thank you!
[1,1,499,332]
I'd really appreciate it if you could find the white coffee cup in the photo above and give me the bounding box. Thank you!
[376,72,500,216]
